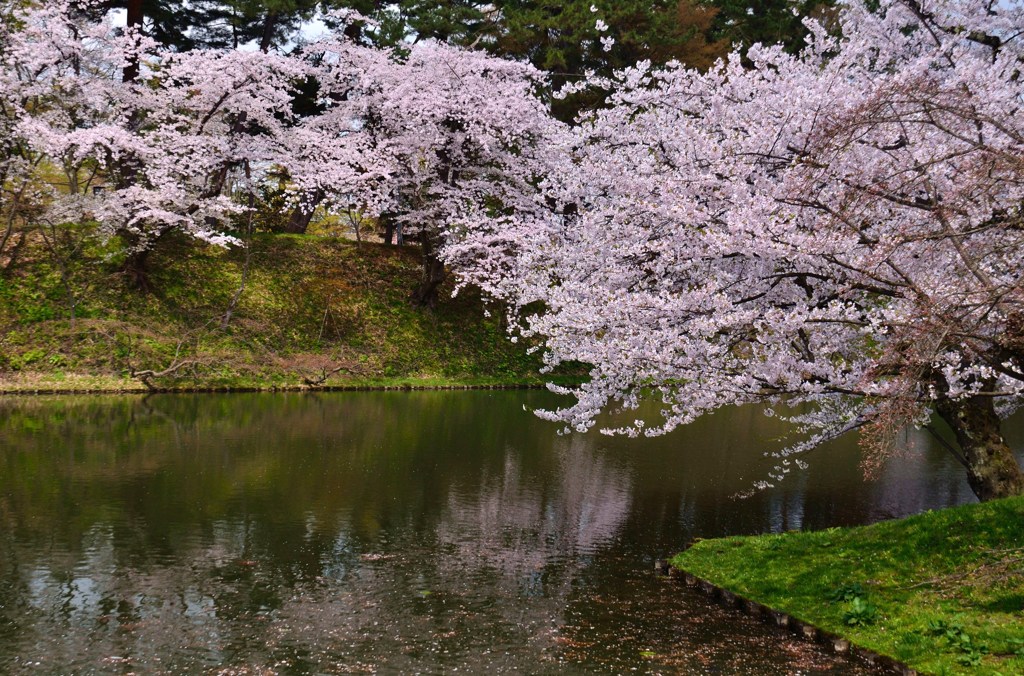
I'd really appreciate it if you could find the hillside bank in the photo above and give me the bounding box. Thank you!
[0,232,566,393]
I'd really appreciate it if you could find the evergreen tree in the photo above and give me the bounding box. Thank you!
[397,0,491,44]
[710,0,835,55]
[488,0,728,120]
[84,0,197,51]
[187,0,319,52]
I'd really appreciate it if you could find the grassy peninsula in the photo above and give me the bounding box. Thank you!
[672,496,1024,675]
[0,231,561,393]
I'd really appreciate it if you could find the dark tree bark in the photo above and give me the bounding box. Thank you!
[936,395,1024,501]
[122,0,144,82]
[411,232,446,308]
[381,213,396,245]
[283,204,315,234]
[118,226,174,292]
[259,11,278,53]
[121,246,153,291]
[282,189,324,235]
[125,0,143,28]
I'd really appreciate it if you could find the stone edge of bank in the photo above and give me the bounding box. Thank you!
[655,562,917,675]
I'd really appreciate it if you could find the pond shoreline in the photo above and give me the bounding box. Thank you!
[0,383,544,396]
[0,374,582,397]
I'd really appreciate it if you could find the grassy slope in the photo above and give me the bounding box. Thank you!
[0,231,561,391]
[672,496,1024,675]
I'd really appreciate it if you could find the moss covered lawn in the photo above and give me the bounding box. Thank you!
[0,230,574,392]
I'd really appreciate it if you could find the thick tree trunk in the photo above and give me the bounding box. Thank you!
[411,233,446,308]
[259,12,278,53]
[936,396,1024,501]
[121,247,153,291]
[282,189,323,235]
[122,0,143,82]
[118,226,173,293]
[283,205,315,234]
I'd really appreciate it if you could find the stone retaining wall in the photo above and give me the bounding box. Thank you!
[656,561,917,675]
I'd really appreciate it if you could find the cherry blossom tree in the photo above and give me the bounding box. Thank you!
[2,1,306,287]
[0,16,37,272]
[450,0,1024,501]
[289,21,564,306]
[3,2,565,302]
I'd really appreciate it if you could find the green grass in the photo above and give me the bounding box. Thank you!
[671,497,1024,675]
[0,228,580,392]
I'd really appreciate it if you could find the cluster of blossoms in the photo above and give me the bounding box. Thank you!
[447,0,1024,499]
[1,1,557,294]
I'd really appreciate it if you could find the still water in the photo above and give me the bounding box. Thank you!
[0,391,1014,674]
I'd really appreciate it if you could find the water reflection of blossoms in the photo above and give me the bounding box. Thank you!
[437,435,632,590]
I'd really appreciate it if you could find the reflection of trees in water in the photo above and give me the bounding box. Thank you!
[4,521,376,673]
[437,434,632,586]
[0,392,549,547]
[592,402,1018,555]
[0,391,634,671]
[864,424,993,520]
